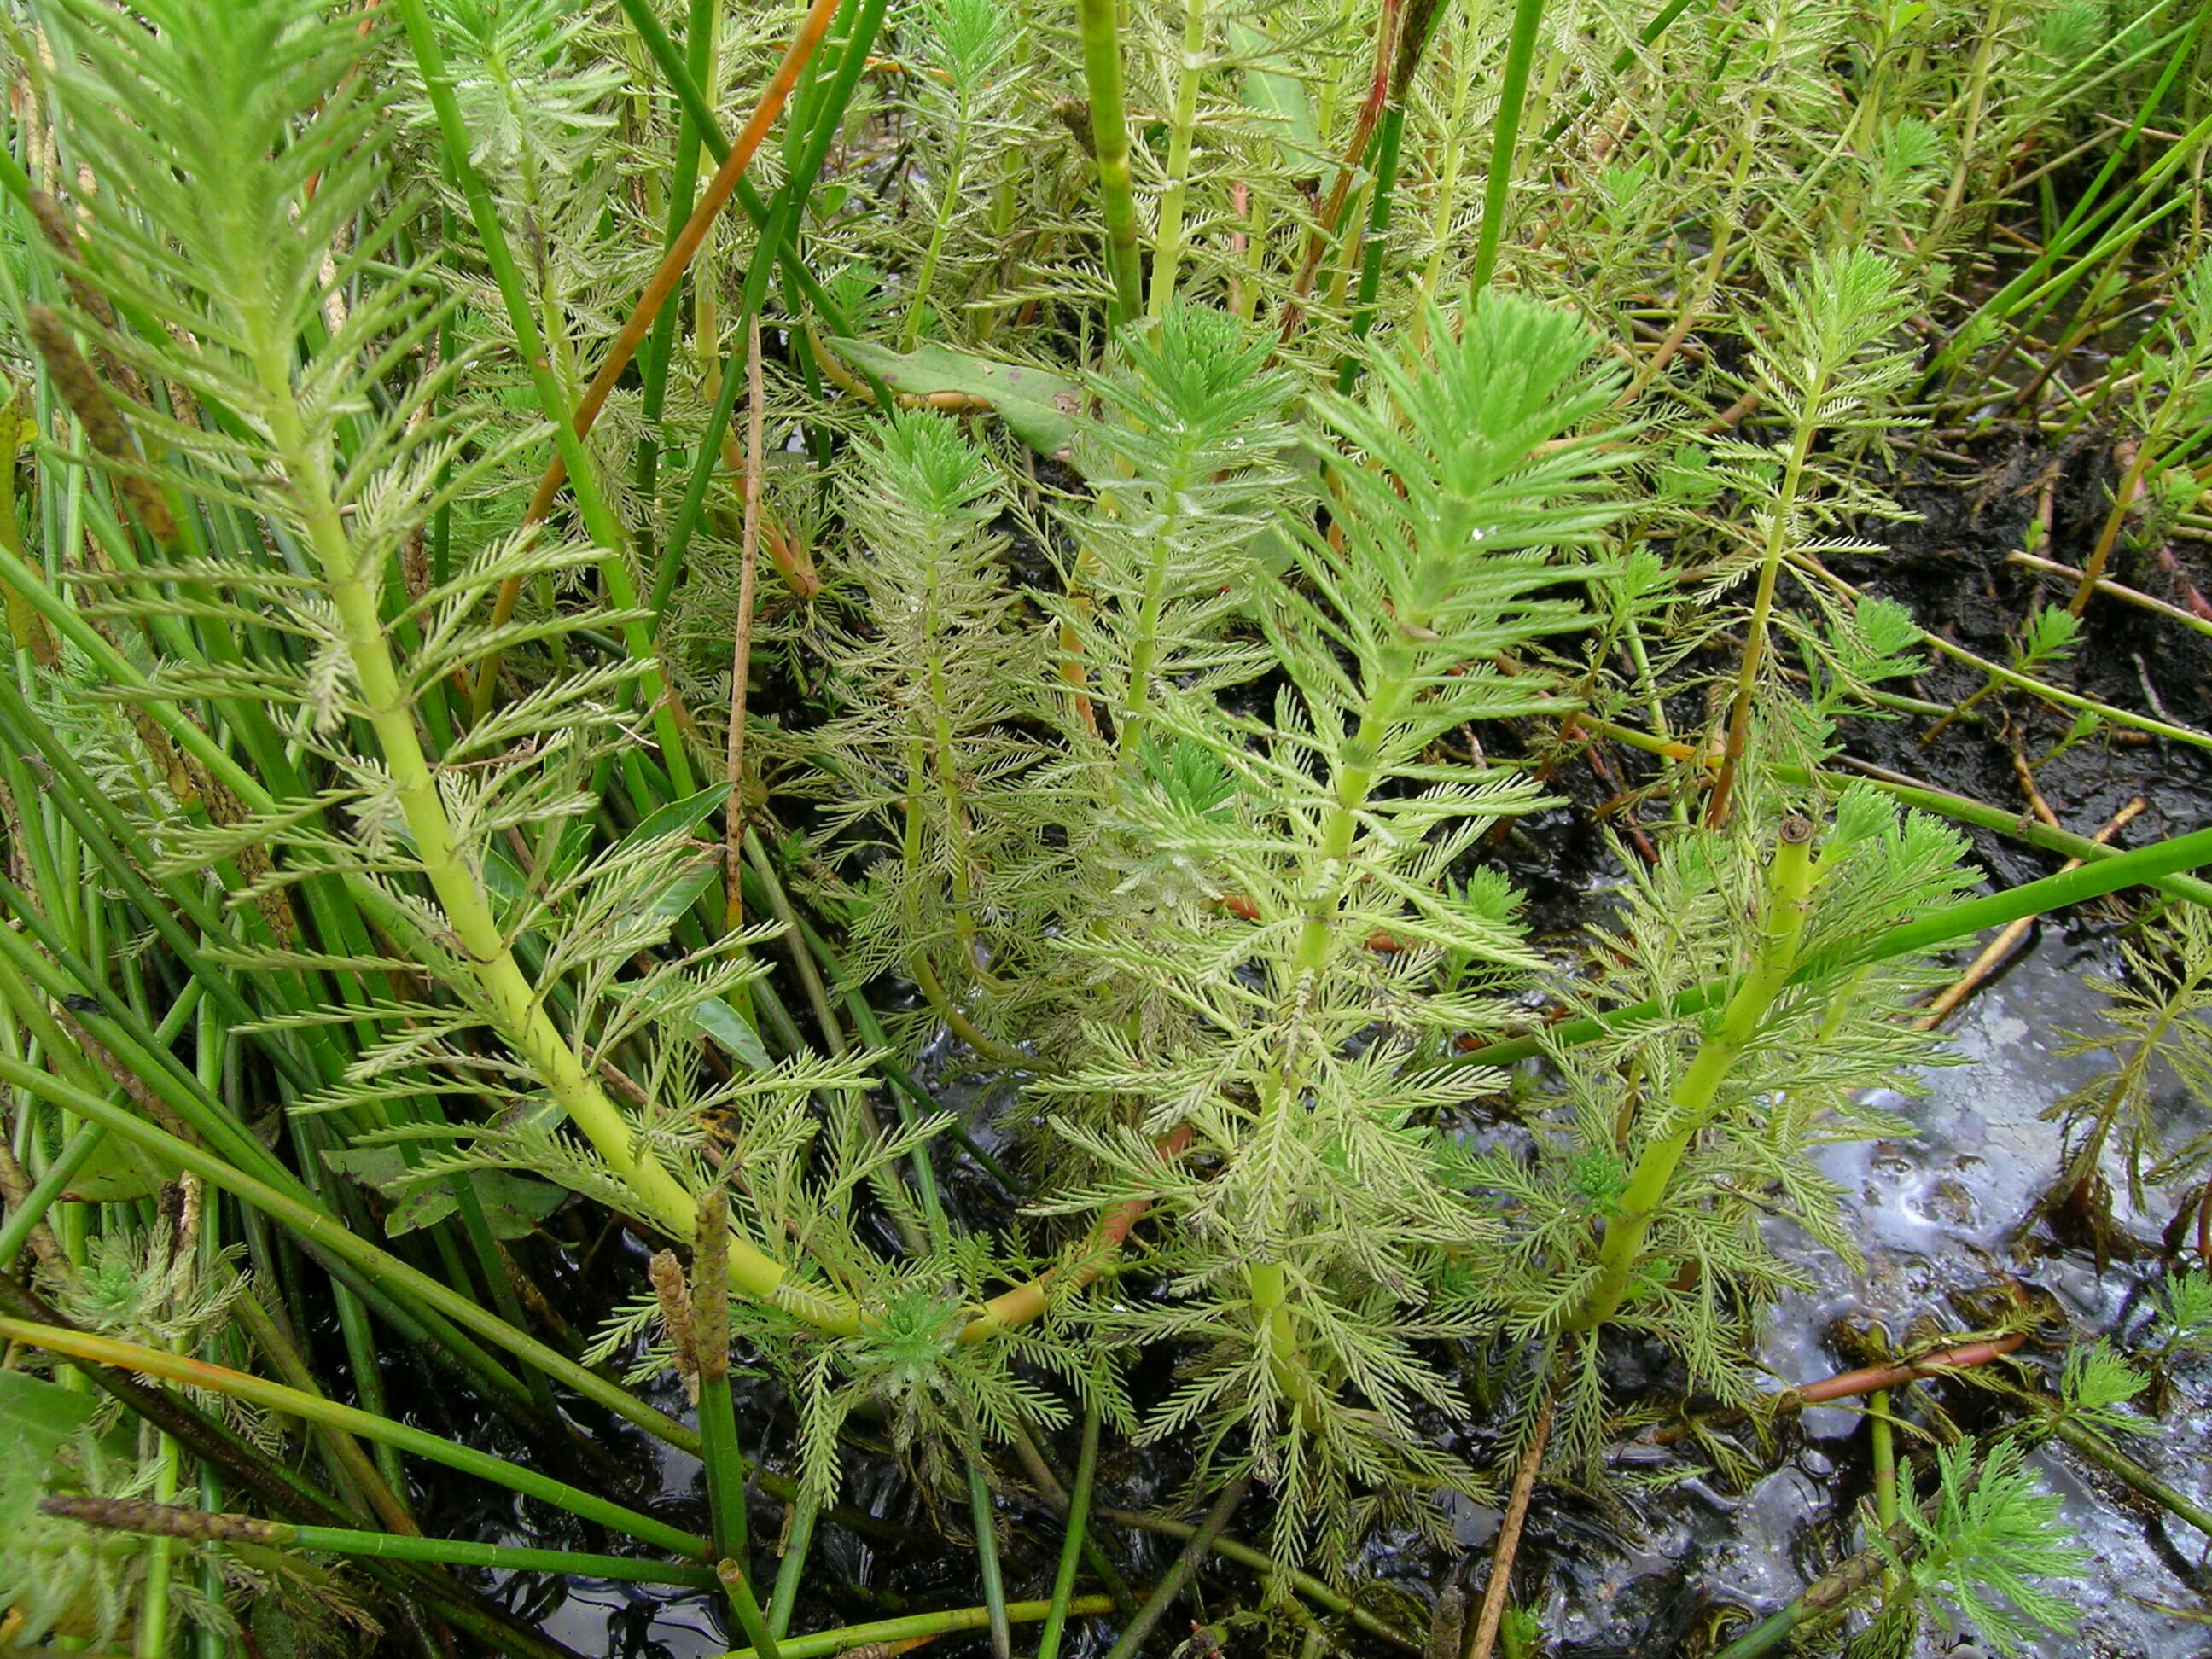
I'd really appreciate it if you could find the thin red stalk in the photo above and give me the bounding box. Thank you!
[958,1128,1190,1342]
[1648,1333,2027,1447]
[1276,0,1401,342]
[1781,1334,2027,1409]
[523,0,843,524]
[472,0,844,692]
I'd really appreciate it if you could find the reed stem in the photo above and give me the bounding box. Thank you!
[1076,0,1146,326]
[1036,1406,1102,1659]
[1470,0,1550,296]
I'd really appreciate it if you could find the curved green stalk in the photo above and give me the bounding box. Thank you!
[1570,816,1819,1331]
[0,1316,713,1560]
[46,1498,725,1590]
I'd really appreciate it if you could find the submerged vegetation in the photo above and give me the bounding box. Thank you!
[0,0,2209,1655]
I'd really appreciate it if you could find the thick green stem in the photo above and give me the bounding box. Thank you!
[222,107,850,1324]
[696,1192,751,1564]
[253,335,711,1255]
[1076,0,1145,326]
[2051,1417,2212,1537]
[1570,817,1819,1330]
[1870,1388,1898,1532]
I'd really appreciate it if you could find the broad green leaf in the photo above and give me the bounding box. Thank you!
[0,1370,96,1469]
[824,337,1082,460]
[323,1144,406,1189]
[618,783,734,851]
[387,1170,565,1240]
[329,1145,564,1239]
[386,1182,455,1237]
[473,1171,568,1239]
[643,850,720,924]
[692,996,771,1072]
[1229,19,1324,175]
[62,1131,176,1202]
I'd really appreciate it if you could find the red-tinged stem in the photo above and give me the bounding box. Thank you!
[471,0,847,704]
[958,1128,1191,1342]
[1277,0,1401,341]
[1650,1333,2027,1446]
